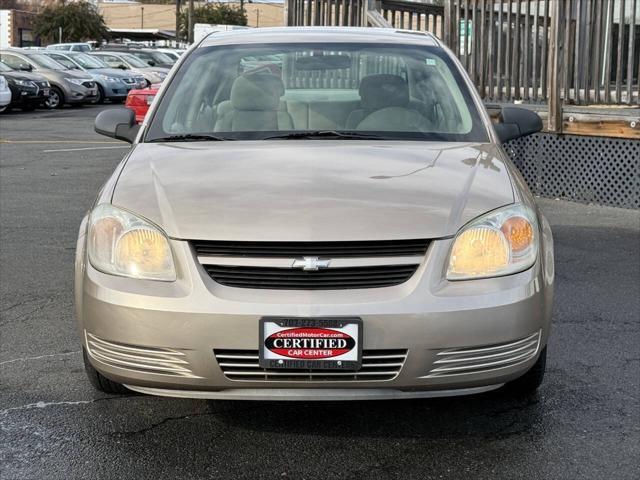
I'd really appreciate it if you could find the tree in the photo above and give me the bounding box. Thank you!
[178,3,248,40]
[33,1,108,43]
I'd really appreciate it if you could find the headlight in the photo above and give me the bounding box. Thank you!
[88,204,176,281]
[153,71,167,79]
[14,79,34,87]
[98,74,119,82]
[65,77,85,85]
[446,204,538,280]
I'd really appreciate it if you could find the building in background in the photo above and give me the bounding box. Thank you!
[98,1,285,30]
[0,9,38,48]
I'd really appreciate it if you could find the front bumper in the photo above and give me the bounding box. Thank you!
[0,89,11,107]
[64,82,97,104]
[76,219,554,400]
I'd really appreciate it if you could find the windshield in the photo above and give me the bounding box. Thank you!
[0,62,12,72]
[131,50,173,65]
[69,53,107,69]
[146,43,488,143]
[28,53,68,70]
[118,53,148,68]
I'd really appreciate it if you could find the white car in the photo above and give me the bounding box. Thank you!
[47,43,92,52]
[0,75,11,112]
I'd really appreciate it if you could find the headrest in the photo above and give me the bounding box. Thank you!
[230,74,285,111]
[358,74,409,111]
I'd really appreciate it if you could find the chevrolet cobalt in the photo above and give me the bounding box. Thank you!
[78,28,553,400]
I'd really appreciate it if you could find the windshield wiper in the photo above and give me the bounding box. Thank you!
[262,130,387,141]
[149,134,231,143]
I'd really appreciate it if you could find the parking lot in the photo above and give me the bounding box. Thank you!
[0,105,638,479]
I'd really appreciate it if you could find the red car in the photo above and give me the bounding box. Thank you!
[125,85,159,124]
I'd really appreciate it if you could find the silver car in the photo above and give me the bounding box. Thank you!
[78,28,554,401]
[89,51,168,86]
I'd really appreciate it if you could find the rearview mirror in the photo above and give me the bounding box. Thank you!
[494,106,543,143]
[147,60,156,67]
[18,63,32,72]
[117,64,128,70]
[94,107,139,143]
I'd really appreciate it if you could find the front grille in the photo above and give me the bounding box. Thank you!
[426,331,541,378]
[215,349,407,381]
[82,81,95,88]
[192,239,429,258]
[204,264,419,290]
[85,331,200,378]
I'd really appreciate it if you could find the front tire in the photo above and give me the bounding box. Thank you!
[45,86,64,109]
[83,348,129,394]
[505,346,547,396]
[93,84,105,104]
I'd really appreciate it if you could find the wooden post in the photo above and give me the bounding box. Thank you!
[188,0,194,44]
[175,0,181,42]
[444,0,454,47]
[547,0,562,133]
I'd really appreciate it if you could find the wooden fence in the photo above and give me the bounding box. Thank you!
[286,0,640,137]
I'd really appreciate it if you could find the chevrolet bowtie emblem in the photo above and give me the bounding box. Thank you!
[292,257,331,271]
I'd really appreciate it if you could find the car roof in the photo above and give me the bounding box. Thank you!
[199,27,440,48]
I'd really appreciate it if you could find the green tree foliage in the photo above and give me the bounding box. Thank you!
[178,3,248,40]
[33,1,108,43]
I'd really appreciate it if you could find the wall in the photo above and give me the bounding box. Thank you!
[0,9,37,47]
[98,2,285,30]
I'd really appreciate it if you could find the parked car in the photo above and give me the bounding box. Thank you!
[0,61,50,111]
[124,85,158,123]
[0,49,96,109]
[44,51,146,104]
[0,75,11,112]
[80,28,553,401]
[121,49,176,68]
[154,48,185,62]
[89,51,168,86]
[47,43,92,52]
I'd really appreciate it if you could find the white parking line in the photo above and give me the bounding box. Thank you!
[42,146,131,153]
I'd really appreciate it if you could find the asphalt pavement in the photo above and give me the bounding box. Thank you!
[1,105,639,480]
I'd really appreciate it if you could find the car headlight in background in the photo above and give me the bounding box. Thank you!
[14,79,35,87]
[447,204,538,280]
[88,204,176,281]
[65,77,86,85]
[98,74,119,82]
[152,71,167,79]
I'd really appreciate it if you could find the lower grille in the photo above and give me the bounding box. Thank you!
[426,331,541,377]
[204,264,419,290]
[215,349,408,381]
[85,331,199,378]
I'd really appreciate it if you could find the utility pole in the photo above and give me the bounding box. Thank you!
[188,0,194,44]
[175,0,182,43]
[141,6,144,29]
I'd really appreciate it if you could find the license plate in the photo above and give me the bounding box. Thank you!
[259,317,362,370]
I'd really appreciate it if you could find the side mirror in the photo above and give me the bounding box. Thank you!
[118,64,128,70]
[147,60,156,67]
[18,63,32,72]
[94,107,140,143]
[494,106,543,143]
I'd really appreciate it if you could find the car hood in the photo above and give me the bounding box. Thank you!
[0,70,46,82]
[87,68,135,78]
[111,141,514,241]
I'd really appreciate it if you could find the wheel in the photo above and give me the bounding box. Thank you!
[505,346,547,396]
[93,84,105,104]
[45,86,64,109]
[82,348,129,394]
